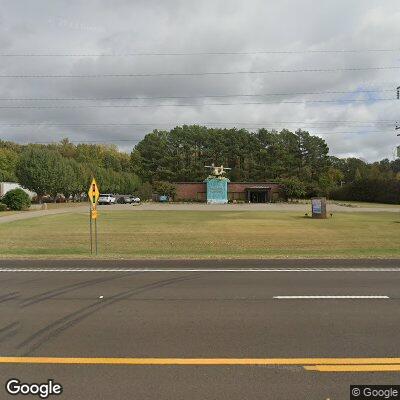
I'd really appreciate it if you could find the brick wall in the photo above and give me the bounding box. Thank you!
[174,182,206,201]
[174,182,283,202]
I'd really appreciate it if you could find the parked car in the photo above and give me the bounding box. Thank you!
[131,196,141,203]
[98,194,116,205]
[117,195,133,204]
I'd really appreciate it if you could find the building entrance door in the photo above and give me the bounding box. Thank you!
[249,190,268,203]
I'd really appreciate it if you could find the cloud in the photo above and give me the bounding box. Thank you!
[0,0,399,161]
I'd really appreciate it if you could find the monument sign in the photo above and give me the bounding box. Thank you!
[311,197,327,219]
[204,164,230,204]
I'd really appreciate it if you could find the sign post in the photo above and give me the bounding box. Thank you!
[88,178,100,255]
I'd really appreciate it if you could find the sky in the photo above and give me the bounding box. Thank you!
[0,0,399,161]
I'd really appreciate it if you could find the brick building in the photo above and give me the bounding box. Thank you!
[174,182,283,203]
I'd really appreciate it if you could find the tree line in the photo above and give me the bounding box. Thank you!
[130,125,400,200]
[0,140,139,201]
[1,126,399,203]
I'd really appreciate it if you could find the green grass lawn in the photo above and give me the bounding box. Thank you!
[0,210,399,258]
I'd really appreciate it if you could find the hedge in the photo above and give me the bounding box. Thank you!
[330,178,400,204]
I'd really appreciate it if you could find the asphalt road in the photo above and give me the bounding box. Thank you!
[0,259,400,399]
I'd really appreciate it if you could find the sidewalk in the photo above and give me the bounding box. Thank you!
[0,206,87,224]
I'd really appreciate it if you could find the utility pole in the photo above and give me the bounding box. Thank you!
[396,86,400,158]
[397,86,400,133]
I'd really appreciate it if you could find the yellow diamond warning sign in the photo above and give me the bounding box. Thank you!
[88,177,99,254]
[88,178,100,206]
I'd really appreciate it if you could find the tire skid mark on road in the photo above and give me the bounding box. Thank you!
[0,322,19,344]
[21,273,131,307]
[18,273,202,356]
[0,292,19,304]
[0,322,19,335]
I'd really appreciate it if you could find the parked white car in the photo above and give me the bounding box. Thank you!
[131,196,141,203]
[98,194,116,205]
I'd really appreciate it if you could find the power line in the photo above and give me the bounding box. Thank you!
[3,129,394,136]
[0,98,395,109]
[0,89,393,101]
[316,130,391,135]
[1,66,400,78]
[13,130,394,146]
[0,120,396,127]
[1,48,400,57]
[32,139,141,144]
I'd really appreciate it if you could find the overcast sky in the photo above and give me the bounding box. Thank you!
[1,0,399,161]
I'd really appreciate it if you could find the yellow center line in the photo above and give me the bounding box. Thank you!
[1,357,400,366]
[304,364,400,372]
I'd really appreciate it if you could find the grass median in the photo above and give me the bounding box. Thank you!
[0,210,399,258]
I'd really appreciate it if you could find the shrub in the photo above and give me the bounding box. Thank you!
[152,181,177,198]
[0,203,7,211]
[137,182,153,201]
[2,188,31,210]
